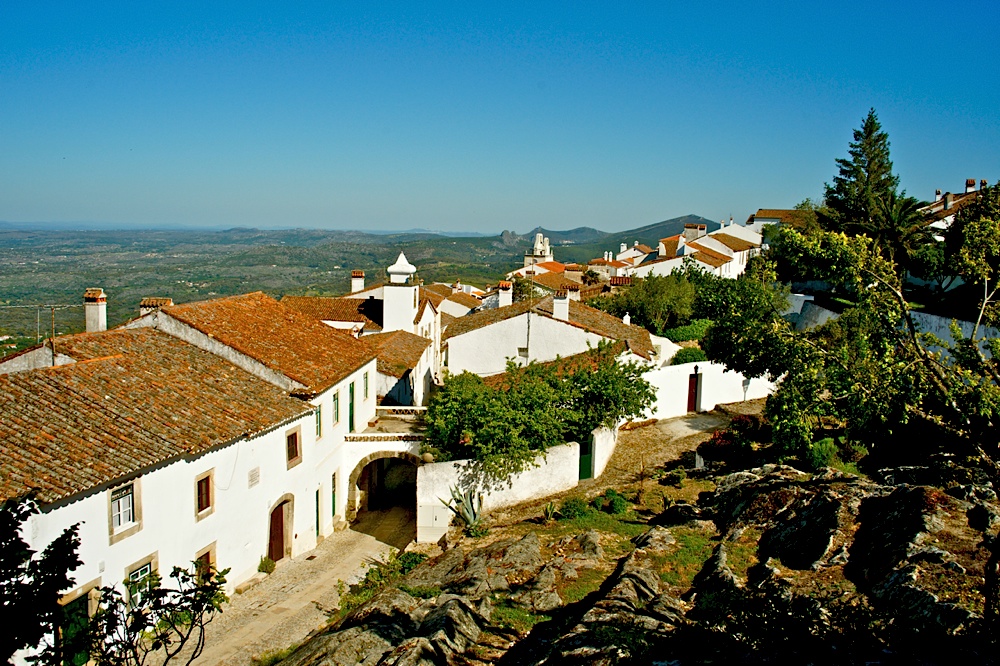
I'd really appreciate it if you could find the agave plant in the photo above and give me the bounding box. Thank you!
[441,485,484,535]
[542,501,558,523]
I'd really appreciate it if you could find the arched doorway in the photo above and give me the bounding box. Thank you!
[347,451,421,549]
[266,495,294,563]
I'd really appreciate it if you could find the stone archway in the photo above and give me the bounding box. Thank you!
[346,451,422,522]
[265,493,295,562]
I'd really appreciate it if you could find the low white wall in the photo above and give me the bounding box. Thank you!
[795,302,839,331]
[592,427,616,478]
[416,442,581,543]
[911,311,998,357]
[642,361,775,419]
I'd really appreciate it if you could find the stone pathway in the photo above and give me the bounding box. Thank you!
[195,510,412,665]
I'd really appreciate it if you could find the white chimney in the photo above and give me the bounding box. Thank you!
[633,240,639,247]
[620,243,627,254]
[966,178,976,194]
[84,288,107,333]
[498,281,513,307]
[452,279,462,294]
[565,284,581,301]
[139,297,173,317]
[935,189,943,202]
[351,270,365,293]
[553,290,570,321]
[623,312,631,326]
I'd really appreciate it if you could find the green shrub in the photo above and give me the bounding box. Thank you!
[334,551,428,620]
[608,495,629,515]
[671,347,708,365]
[257,556,276,575]
[663,319,713,342]
[542,501,558,523]
[591,496,605,511]
[808,438,839,470]
[662,468,686,487]
[559,497,592,520]
[399,584,442,599]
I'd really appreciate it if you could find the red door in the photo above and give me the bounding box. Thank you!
[268,503,285,561]
[687,373,699,412]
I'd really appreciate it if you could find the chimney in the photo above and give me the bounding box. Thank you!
[564,283,581,301]
[452,279,462,294]
[982,179,988,191]
[945,192,954,210]
[139,297,173,317]
[935,189,943,202]
[553,290,569,321]
[683,224,707,242]
[966,179,977,194]
[351,270,365,293]
[84,288,107,333]
[498,281,513,308]
[622,312,631,326]
[633,240,639,247]
[620,243,627,254]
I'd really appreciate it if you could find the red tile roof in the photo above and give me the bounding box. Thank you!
[686,243,733,267]
[365,330,432,378]
[164,292,377,395]
[280,295,384,330]
[442,296,654,359]
[447,291,482,309]
[0,328,310,503]
[710,232,759,253]
[534,261,566,273]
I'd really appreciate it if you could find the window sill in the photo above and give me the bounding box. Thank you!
[195,506,215,522]
[109,521,141,545]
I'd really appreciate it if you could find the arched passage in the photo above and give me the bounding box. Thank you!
[346,451,421,549]
[266,493,294,563]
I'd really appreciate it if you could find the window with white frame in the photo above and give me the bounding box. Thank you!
[364,372,369,399]
[315,404,322,439]
[111,484,135,530]
[127,561,153,607]
[333,391,340,423]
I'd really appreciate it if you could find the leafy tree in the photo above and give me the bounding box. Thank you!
[511,275,536,303]
[582,269,602,286]
[1,495,228,666]
[823,108,900,233]
[0,494,82,666]
[425,344,655,483]
[88,564,229,666]
[588,274,695,335]
[703,212,1000,465]
[563,342,656,442]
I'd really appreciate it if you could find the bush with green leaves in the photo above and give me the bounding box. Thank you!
[426,342,654,483]
[558,497,592,520]
[671,347,707,365]
[807,438,839,470]
[257,556,276,574]
[587,274,696,335]
[663,318,713,342]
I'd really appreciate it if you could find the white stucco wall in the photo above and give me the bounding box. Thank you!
[795,302,840,331]
[592,427,617,478]
[415,442,581,543]
[446,313,607,377]
[642,361,775,419]
[0,346,75,374]
[911,311,999,357]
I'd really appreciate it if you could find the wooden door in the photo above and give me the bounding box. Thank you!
[268,503,284,562]
[687,373,699,412]
[579,440,593,480]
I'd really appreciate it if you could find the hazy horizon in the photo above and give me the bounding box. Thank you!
[2,2,997,232]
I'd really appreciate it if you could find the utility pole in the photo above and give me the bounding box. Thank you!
[50,306,56,366]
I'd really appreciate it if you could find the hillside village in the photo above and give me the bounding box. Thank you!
[5,173,1000,665]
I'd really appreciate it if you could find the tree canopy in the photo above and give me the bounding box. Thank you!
[700,185,1000,471]
[588,273,695,335]
[425,343,654,484]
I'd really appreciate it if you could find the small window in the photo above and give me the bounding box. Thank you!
[315,405,322,439]
[196,476,211,513]
[127,562,153,607]
[286,429,302,469]
[333,392,340,424]
[364,372,369,399]
[111,484,134,530]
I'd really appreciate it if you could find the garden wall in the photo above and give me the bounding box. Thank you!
[415,442,581,543]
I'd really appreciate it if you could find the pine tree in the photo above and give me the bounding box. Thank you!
[823,108,900,231]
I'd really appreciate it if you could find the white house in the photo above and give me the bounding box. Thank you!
[364,330,435,406]
[633,222,762,280]
[443,292,657,376]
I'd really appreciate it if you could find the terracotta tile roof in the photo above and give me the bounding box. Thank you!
[440,312,457,329]
[443,296,654,360]
[921,191,978,223]
[634,244,656,254]
[483,341,630,388]
[588,258,612,266]
[534,261,566,273]
[710,232,759,253]
[748,208,816,229]
[686,243,733,268]
[0,328,310,504]
[139,297,173,308]
[415,297,438,324]
[165,292,377,395]
[659,234,681,258]
[609,276,632,286]
[281,295,384,330]
[446,292,483,309]
[563,263,586,272]
[422,283,455,299]
[365,330,432,378]
[525,271,581,292]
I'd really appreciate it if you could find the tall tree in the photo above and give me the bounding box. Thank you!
[0,494,81,665]
[823,108,900,232]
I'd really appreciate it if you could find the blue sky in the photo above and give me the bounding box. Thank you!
[1,1,998,233]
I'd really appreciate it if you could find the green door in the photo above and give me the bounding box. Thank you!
[349,382,355,432]
[61,594,90,666]
[579,440,593,480]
